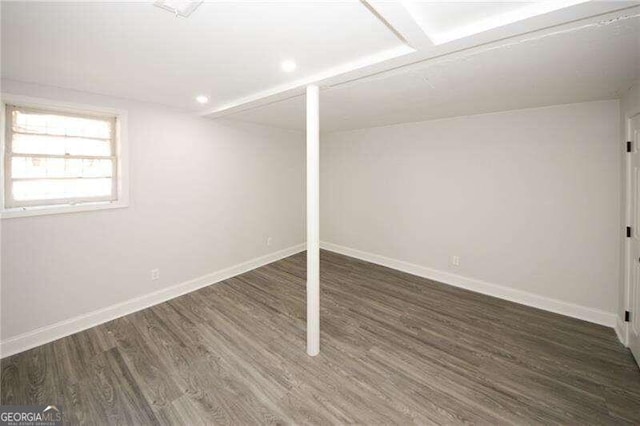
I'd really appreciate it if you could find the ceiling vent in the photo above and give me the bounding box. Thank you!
[154,0,203,18]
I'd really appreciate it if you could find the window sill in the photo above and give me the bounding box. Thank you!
[1,201,129,219]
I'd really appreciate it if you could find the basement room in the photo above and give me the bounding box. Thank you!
[1,0,640,424]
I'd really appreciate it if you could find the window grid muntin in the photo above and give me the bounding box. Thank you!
[4,104,118,209]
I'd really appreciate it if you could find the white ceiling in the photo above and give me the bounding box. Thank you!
[405,1,530,36]
[1,0,405,111]
[228,10,640,132]
[2,0,639,131]
[402,0,590,44]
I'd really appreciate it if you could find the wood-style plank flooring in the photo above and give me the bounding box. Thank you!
[2,250,640,424]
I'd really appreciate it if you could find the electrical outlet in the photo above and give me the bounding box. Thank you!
[151,268,160,280]
[450,256,460,267]
[266,236,272,246]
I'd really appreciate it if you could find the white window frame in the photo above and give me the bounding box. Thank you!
[1,94,129,219]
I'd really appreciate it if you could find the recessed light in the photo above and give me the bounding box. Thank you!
[154,0,203,18]
[195,95,209,104]
[281,60,297,73]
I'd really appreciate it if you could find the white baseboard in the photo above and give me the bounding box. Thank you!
[0,243,306,359]
[321,241,617,328]
[3,241,620,358]
[615,316,628,347]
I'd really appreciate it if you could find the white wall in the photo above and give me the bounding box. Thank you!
[321,100,621,321]
[1,79,305,343]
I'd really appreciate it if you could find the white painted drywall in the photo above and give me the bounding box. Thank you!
[1,1,404,112]
[321,100,621,316]
[0,79,305,341]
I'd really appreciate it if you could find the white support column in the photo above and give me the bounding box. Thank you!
[306,85,320,356]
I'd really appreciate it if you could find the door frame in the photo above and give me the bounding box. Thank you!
[622,112,640,347]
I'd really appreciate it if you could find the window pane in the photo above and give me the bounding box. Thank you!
[12,133,112,156]
[12,157,113,179]
[12,178,113,201]
[12,110,112,139]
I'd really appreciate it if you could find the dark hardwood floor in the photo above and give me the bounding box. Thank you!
[2,250,640,424]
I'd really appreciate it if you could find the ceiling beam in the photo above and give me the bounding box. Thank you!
[360,0,433,50]
[202,1,639,121]
[199,45,415,119]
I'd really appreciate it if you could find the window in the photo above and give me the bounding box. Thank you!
[2,98,128,217]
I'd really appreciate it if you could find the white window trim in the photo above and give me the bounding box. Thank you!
[1,94,129,219]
